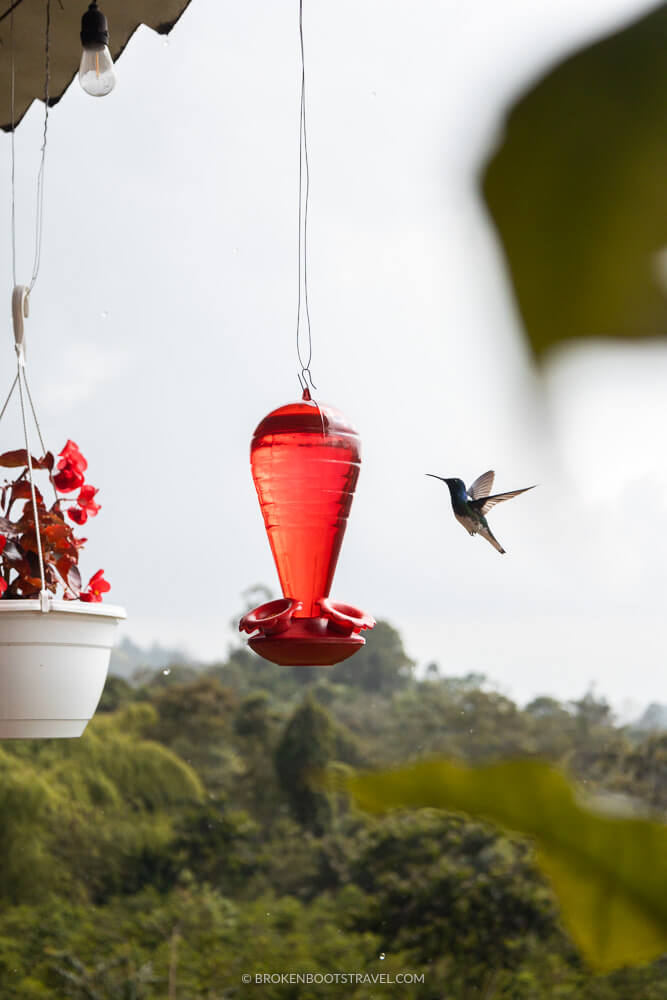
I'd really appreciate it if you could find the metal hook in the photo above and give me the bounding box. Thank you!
[11,285,29,366]
[301,367,317,391]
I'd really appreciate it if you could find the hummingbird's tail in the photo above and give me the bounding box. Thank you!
[479,525,505,554]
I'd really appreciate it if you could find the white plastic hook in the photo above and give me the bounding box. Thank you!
[11,285,30,366]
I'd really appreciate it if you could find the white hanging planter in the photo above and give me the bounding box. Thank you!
[0,599,126,738]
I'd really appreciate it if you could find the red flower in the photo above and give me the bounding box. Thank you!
[80,569,111,603]
[54,441,88,493]
[66,484,101,526]
[0,536,6,555]
[67,506,88,525]
[54,462,85,493]
[58,440,87,474]
[78,485,101,517]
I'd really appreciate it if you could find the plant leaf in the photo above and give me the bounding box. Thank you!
[0,449,52,469]
[481,4,667,360]
[56,557,81,597]
[11,482,43,505]
[2,539,26,564]
[16,576,43,595]
[0,517,19,537]
[67,563,82,596]
[0,450,30,468]
[344,759,667,972]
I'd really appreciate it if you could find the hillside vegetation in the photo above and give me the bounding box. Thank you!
[0,619,665,998]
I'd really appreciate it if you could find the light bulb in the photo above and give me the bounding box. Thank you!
[79,2,116,97]
[79,44,116,97]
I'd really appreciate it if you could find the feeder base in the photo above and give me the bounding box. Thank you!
[249,628,365,667]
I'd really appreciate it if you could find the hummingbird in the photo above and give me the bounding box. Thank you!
[427,470,536,554]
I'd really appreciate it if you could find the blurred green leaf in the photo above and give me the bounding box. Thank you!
[345,759,667,972]
[482,3,667,360]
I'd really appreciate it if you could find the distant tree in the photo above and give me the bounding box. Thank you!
[211,642,307,699]
[174,798,261,891]
[567,690,628,782]
[97,675,134,713]
[274,695,335,834]
[147,677,238,781]
[234,692,274,742]
[524,695,575,759]
[570,690,613,732]
[330,620,414,693]
[346,810,563,994]
[233,692,282,824]
[525,695,567,719]
[634,703,667,733]
[620,734,667,813]
[151,676,236,737]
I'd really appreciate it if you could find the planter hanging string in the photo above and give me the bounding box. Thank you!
[10,1,51,293]
[2,2,54,612]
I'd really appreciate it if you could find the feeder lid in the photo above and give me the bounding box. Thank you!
[252,398,360,449]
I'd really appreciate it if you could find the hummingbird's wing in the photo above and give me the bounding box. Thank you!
[474,485,537,515]
[468,470,495,499]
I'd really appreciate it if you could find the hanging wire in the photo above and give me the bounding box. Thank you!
[295,0,316,392]
[0,375,19,424]
[4,1,54,603]
[29,0,51,291]
[16,365,47,595]
[10,8,17,287]
[23,367,58,503]
[22,370,47,457]
[9,0,52,293]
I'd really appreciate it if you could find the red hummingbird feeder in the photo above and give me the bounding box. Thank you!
[239,390,375,666]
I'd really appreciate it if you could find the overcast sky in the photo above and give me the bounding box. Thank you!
[1,0,665,716]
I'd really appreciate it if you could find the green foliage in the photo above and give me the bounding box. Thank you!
[140,675,240,790]
[330,620,414,693]
[234,691,275,741]
[345,758,667,972]
[275,695,335,834]
[76,732,204,812]
[173,798,262,891]
[97,674,134,713]
[147,675,237,744]
[0,613,664,996]
[482,4,667,359]
[620,734,667,813]
[342,810,563,995]
[0,750,63,901]
[0,714,203,905]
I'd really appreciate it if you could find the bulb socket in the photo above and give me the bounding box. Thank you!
[80,2,109,47]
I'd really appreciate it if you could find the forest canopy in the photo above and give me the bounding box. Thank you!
[0,614,664,998]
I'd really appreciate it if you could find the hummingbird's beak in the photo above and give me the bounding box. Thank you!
[426,474,446,482]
